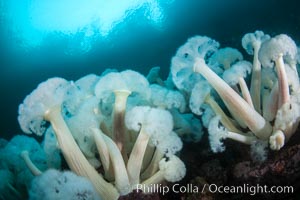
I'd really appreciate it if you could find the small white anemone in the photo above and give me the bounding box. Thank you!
[208,116,228,153]
[158,155,186,182]
[18,78,69,136]
[171,35,219,93]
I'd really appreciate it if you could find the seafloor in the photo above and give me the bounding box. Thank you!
[120,131,300,200]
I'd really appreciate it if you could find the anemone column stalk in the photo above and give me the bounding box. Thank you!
[193,58,272,139]
[45,105,119,200]
[113,89,131,162]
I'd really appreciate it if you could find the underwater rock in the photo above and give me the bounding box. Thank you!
[233,144,300,182]
[232,144,300,199]
[118,189,160,200]
[182,177,215,200]
[199,159,227,186]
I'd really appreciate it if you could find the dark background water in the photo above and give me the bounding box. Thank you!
[0,0,299,139]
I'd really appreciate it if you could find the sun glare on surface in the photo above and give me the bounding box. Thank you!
[2,0,173,52]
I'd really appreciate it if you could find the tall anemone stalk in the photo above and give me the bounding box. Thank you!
[193,57,272,140]
[112,89,131,161]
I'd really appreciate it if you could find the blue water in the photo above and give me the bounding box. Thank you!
[0,0,299,139]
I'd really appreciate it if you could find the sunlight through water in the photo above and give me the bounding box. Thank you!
[1,0,173,53]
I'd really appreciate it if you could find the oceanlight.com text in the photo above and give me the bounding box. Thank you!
[207,183,294,196]
[135,183,294,196]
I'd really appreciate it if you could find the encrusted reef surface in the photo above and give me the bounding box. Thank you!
[120,132,300,200]
[183,134,300,200]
